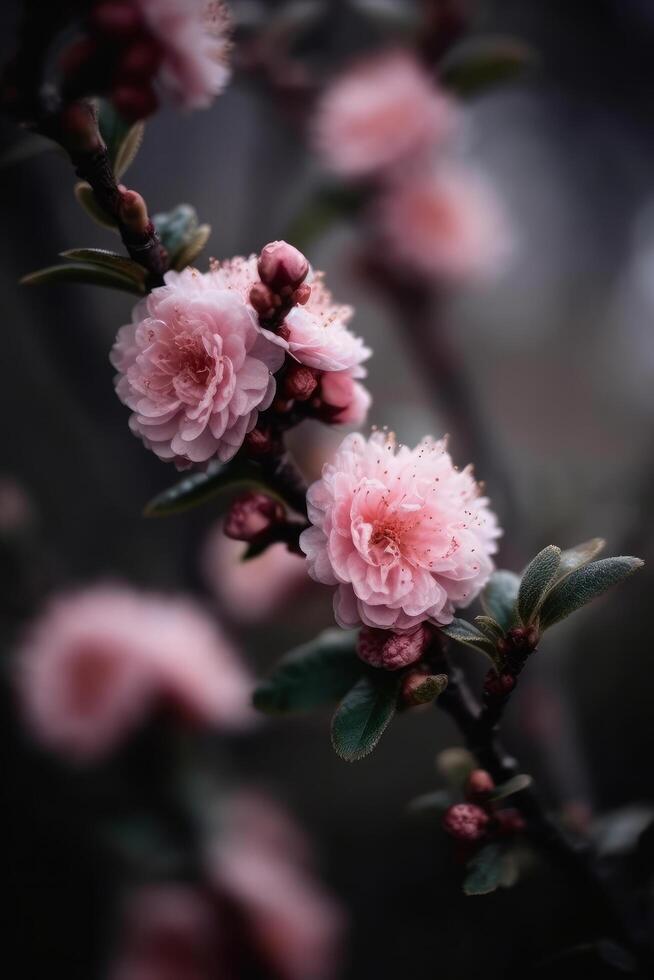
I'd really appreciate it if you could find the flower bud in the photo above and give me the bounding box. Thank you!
[483,670,515,698]
[401,670,447,707]
[506,625,539,653]
[494,808,526,837]
[90,1,144,39]
[119,188,150,235]
[223,492,285,543]
[258,241,309,292]
[243,427,274,457]
[249,282,276,320]
[464,769,495,802]
[112,83,158,121]
[283,365,319,402]
[118,39,163,82]
[293,282,312,306]
[357,624,429,671]
[442,803,489,842]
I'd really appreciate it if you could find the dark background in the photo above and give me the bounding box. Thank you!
[2,1,654,977]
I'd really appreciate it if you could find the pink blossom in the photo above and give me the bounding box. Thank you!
[136,0,231,110]
[312,49,458,178]
[210,792,345,980]
[258,240,310,291]
[201,525,308,623]
[15,586,253,761]
[111,268,284,466]
[320,370,371,426]
[300,431,500,632]
[111,886,215,980]
[377,165,512,283]
[357,623,429,670]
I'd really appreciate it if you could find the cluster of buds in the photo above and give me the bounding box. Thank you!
[442,770,526,847]
[249,241,311,331]
[223,491,305,556]
[60,1,164,120]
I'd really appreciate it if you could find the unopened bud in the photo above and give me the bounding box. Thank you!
[401,670,447,707]
[293,283,312,306]
[112,82,158,121]
[119,188,150,234]
[484,670,516,698]
[494,808,526,836]
[506,625,539,653]
[357,624,429,671]
[243,427,274,457]
[118,39,163,81]
[283,365,319,402]
[224,492,285,543]
[91,1,144,39]
[249,282,276,320]
[258,241,309,292]
[442,803,489,842]
[465,769,495,802]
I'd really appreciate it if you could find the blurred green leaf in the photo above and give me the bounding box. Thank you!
[539,556,643,630]
[74,181,118,230]
[440,35,536,98]
[172,224,211,271]
[517,545,561,625]
[20,261,145,294]
[60,248,147,285]
[436,747,476,787]
[407,789,454,816]
[490,773,533,801]
[144,457,286,517]
[253,630,361,714]
[463,842,504,895]
[97,98,133,169]
[152,204,198,260]
[481,570,520,631]
[555,538,606,582]
[114,121,145,179]
[331,671,401,761]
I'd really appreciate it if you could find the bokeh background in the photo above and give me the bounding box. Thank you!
[2,1,654,977]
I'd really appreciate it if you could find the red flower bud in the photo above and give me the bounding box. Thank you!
[357,624,429,671]
[243,427,274,457]
[442,803,489,842]
[112,82,158,121]
[249,282,276,320]
[465,769,495,802]
[494,808,526,836]
[258,241,309,292]
[283,365,319,402]
[117,38,163,82]
[484,670,516,697]
[90,1,144,39]
[224,492,285,543]
[119,188,150,235]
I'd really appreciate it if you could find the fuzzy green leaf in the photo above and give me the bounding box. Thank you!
[474,615,504,642]
[436,747,476,788]
[97,99,133,168]
[440,35,536,98]
[517,545,561,625]
[172,224,211,271]
[407,790,454,816]
[253,630,361,714]
[555,538,606,582]
[114,121,145,179]
[20,261,145,294]
[409,673,449,705]
[539,556,644,630]
[144,458,285,518]
[74,182,118,230]
[440,618,494,651]
[331,672,401,762]
[463,842,504,896]
[481,570,520,630]
[60,248,147,285]
[490,773,533,801]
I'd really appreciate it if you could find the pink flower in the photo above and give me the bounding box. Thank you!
[111,268,284,466]
[300,431,500,632]
[201,525,308,624]
[15,586,253,761]
[136,0,231,110]
[319,370,371,426]
[210,792,345,980]
[312,49,458,178]
[111,886,215,980]
[377,165,512,283]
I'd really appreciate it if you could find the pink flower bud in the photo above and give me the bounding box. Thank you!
[357,624,429,671]
[119,188,150,234]
[118,39,164,82]
[465,769,495,802]
[294,282,312,306]
[112,83,158,121]
[494,808,526,837]
[224,492,285,543]
[442,803,489,842]
[506,625,539,652]
[283,365,319,402]
[249,282,276,319]
[258,241,309,292]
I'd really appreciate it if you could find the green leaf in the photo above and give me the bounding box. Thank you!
[463,842,504,896]
[499,851,520,889]
[490,773,533,801]
[481,570,520,631]
[407,790,454,816]
[331,672,401,762]
[408,673,448,705]
[114,121,145,179]
[253,630,361,714]
[555,538,606,582]
[20,262,145,294]
[60,248,147,285]
[152,203,198,258]
[474,615,504,642]
[436,747,476,788]
[74,181,118,230]
[517,545,561,625]
[97,99,133,169]
[440,618,494,651]
[440,35,536,98]
[172,224,211,271]
[539,556,644,630]
[144,458,285,518]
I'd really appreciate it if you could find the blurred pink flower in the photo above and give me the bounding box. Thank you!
[111,885,215,980]
[210,792,345,980]
[377,165,512,283]
[320,370,371,426]
[15,586,253,761]
[0,477,34,534]
[300,430,500,632]
[136,0,231,110]
[312,49,458,178]
[201,524,308,623]
[111,268,284,466]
